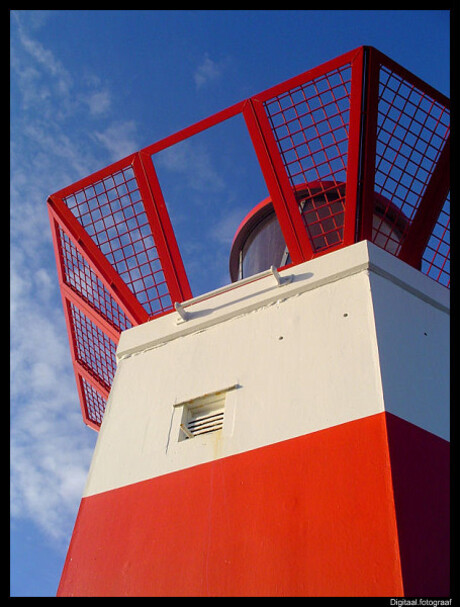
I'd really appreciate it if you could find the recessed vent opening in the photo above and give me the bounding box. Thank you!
[178,392,225,441]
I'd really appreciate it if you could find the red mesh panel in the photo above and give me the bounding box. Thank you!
[58,226,132,332]
[372,62,450,257]
[62,165,173,317]
[54,224,129,427]
[49,154,191,428]
[297,184,345,252]
[80,378,107,428]
[422,194,450,287]
[68,302,118,393]
[264,62,352,252]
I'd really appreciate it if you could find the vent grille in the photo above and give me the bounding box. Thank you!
[179,392,225,441]
[181,410,224,438]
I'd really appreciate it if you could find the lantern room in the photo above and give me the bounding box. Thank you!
[47,45,450,430]
[229,181,413,282]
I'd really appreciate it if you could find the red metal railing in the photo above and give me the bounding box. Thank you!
[48,46,449,429]
[367,49,450,277]
[48,154,192,430]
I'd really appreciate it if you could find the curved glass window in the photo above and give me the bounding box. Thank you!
[239,212,288,280]
[229,185,411,283]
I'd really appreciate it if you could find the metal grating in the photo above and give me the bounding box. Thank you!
[57,226,132,332]
[48,154,192,428]
[54,223,129,428]
[297,184,345,252]
[62,166,173,317]
[264,63,352,252]
[422,194,450,287]
[373,63,450,257]
[80,377,107,427]
[68,302,118,392]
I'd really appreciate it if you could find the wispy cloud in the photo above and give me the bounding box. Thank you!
[85,89,112,116]
[10,307,95,544]
[10,11,126,549]
[157,138,225,195]
[193,53,224,90]
[93,120,139,161]
[10,249,96,545]
[11,10,73,118]
[210,206,246,246]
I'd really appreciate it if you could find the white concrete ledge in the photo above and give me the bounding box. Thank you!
[117,241,449,361]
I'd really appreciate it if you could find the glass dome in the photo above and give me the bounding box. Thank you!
[229,183,410,282]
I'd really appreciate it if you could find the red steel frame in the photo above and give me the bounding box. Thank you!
[48,46,450,429]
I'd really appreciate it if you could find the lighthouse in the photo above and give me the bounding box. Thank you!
[48,47,450,597]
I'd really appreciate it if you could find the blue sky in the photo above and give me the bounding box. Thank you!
[10,9,450,597]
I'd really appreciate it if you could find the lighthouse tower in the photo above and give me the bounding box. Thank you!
[48,47,450,597]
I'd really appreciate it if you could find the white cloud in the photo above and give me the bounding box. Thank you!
[10,289,96,546]
[33,268,54,303]
[10,231,95,549]
[194,53,223,90]
[12,10,73,111]
[210,206,246,246]
[10,12,105,550]
[157,138,225,195]
[86,89,112,116]
[10,235,97,537]
[11,424,94,545]
[93,120,140,161]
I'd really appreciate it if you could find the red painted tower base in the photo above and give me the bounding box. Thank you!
[58,412,449,597]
